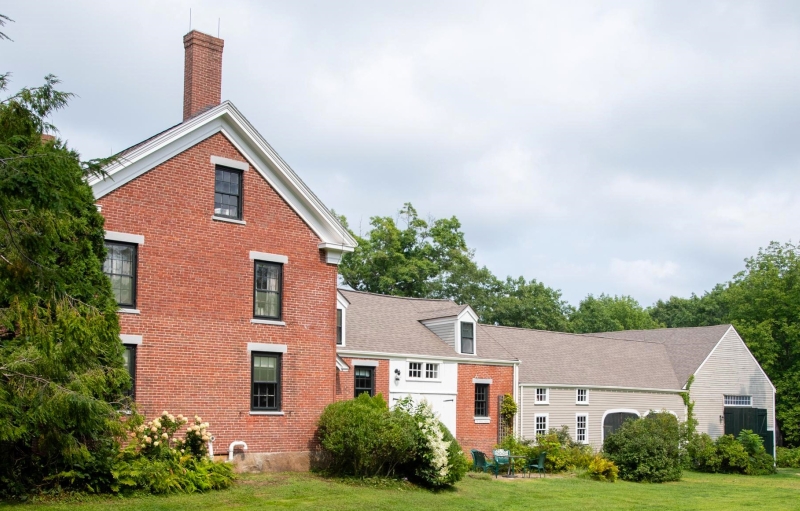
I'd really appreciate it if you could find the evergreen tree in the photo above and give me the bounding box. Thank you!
[0,73,129,495]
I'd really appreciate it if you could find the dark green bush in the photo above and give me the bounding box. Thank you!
[603,412,683,482]
[777,447,800,468]
[688,430,775,475]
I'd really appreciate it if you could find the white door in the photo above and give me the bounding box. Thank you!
[391,393,457,436]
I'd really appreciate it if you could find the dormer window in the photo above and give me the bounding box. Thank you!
[460,322,474,354]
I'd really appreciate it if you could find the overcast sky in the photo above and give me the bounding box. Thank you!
[4,1,799,306]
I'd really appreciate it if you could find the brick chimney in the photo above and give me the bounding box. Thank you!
[183,30,224,121]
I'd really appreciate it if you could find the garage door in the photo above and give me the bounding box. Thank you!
[390,393,457,436]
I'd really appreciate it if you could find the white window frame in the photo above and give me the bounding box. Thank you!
[576,388,589,405]
[425,363,439,379]
[408,361,423,379]
[724,395,752,407]
[534,413,549,439]
[576,413,588,444]
[535,388,549,404]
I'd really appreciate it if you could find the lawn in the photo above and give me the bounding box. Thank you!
[2,469,799,511]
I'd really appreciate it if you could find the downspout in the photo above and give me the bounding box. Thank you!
[513,362,520,437]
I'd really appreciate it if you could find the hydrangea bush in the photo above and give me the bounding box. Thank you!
[407,400,468,487]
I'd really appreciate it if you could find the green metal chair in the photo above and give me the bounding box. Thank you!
[470,449,499,476]
[526,451,547,478]
[492,449,512,477]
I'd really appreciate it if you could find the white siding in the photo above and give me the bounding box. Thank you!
[520,386,684,450]
[691,327,775,438]
[422,319,456,348]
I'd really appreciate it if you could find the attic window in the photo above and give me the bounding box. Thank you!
[214,166,242,219]
[460,322,474,354]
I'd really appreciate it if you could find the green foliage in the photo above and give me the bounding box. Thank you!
[499,393,517,427]
[317,393,417,478]
[570,294,663,333]
[687,431,775,475]
[497,427,594,474]
[647,287,728,328]
[587,454,618,482]
[776,447,800,468]
[0,75,130,496]
[111,411,234,494]
[603,412,683,483]
[680,375,697,441]
[317,394,467,487]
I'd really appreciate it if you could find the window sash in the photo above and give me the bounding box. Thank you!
[425,363,438,379]
[354,366,375,397]
[336,309,343,345]
[475,383,489,417]
[577,389,588,403]
[536,388,548,403]
[103,241,137,307]
[214,166,242,219]
[535,415,548,437]
[408,362,422,379]
[460,322,474,354]
[122,344,136,399]
[254,261,282,320]
[724,395,752,406]
[251,352,281,411]
[576,415,587,443]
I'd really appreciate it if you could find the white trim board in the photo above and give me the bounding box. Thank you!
[519,383,682,394]
[337,349,518,366]
[211,155,249,171]
[349,359,380,367]
[247,342,287,353]
[105,231,144,245]
[120,334,142,345]
[249,251,288,264]
[473,378,493,384]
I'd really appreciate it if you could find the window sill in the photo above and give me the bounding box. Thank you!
[474,417,490,424]
[251,319,286,326]
[212,215,246,225]
[249,411,285,416]
[406,378,442,383]
[118,308,140,314]
[534,402,549,405]
[576,402,589,406]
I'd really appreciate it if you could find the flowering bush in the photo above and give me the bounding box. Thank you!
[112,411,234,494]
[407,400,469,487]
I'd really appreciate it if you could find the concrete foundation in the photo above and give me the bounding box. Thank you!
[220,450,317,473]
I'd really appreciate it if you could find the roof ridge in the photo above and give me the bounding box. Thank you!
[338,288,456,303]
[478,323,667,346]
[589,324,733,335]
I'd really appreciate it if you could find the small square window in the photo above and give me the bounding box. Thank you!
[251,352,281,411]
[214,166,243,219]
[408,362,422,379]
[535,388,548,404]
[425,363,439,379]
[577,388,588,404]
[475,383,489,417]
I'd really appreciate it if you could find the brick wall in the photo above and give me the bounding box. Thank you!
[335,357,390,402]
[456,364,514,454]
[98,132,337,454]
[183,30,223,120]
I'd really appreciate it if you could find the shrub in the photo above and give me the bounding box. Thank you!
[317,393,417,478]
[408,401,470,487]
[498,427,593,474]
[603,412,683,483]
[587,454,618,482]
[111,411,235,494]
[777,447,800,468]
[688,431,775,475]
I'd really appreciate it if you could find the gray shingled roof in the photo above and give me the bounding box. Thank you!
[481,325,683,389]
[587,325,731,387]
[339,290,517,361]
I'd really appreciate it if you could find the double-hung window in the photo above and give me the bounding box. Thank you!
[475,383,489,417]
[251,352,281,411]
[535,388,548,404]
[214,166,242,219]
[408,362,422,379]
[336,309,343,345]
[460,322,474,354]
[576,388,588,404]
[576,414,588,444]
[103,242,137,307]
[354,366,375,397]
[254,261,282,320]
[535,414,548,438]
[122,344,137,399]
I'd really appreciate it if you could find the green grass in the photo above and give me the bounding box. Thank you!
[2,469,799,510]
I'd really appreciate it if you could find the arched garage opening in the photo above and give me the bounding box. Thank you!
[602,410,640,441]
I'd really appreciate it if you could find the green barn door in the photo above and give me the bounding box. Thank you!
[723,407,773,456]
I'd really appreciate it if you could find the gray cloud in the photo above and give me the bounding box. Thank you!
[4,0,798,305]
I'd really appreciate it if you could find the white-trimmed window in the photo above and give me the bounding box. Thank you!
[425,363,439,379]
[724,395,752,406]
[576,414,588,444]
[535,414,548,438]
[535,388,549,404]
[576,388,588,404]
[408,362,422,379]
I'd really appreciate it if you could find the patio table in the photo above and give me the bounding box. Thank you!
[505,455,526,477]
